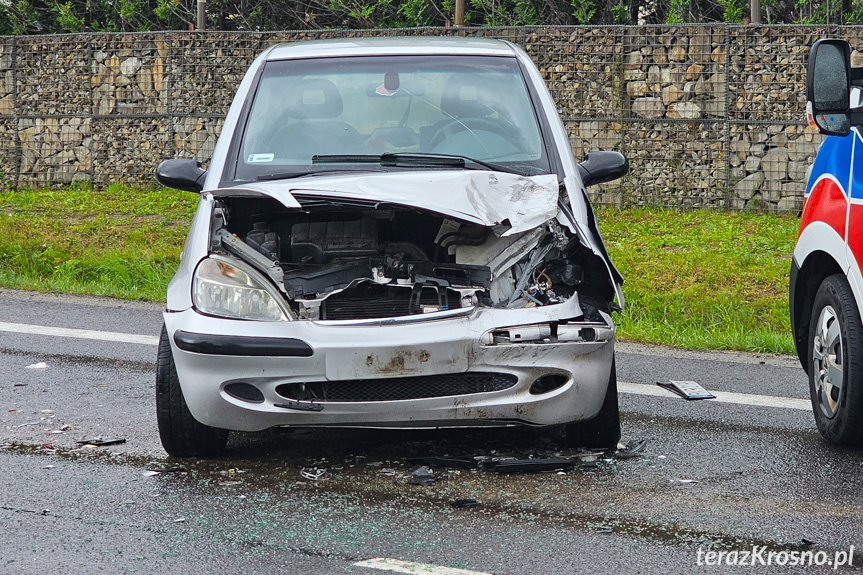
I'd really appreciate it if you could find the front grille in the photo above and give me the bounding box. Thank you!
[321,283,461,320]
[275,372,518,402]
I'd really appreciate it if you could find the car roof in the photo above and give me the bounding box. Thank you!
[265,36,518,61]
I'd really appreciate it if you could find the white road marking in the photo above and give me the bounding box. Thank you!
[0,320,812,411]
[618,381,811,411]
[0,321,159,346]
[354,558,493,575]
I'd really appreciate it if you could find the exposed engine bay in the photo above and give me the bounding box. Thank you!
[210,194,615,322]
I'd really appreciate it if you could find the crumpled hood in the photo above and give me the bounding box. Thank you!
[209,171,565,235]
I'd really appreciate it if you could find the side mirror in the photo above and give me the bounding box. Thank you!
[156,159,208,193]
[806,39,852,136]
[577,151,628,187]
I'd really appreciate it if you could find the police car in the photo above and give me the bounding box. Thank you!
[791,39,863,445]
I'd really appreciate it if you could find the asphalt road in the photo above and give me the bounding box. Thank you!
[1,289,861,575]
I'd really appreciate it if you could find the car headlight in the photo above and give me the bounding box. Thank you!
[193,256,289,321]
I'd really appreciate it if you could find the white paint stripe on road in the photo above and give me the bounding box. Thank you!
[619,381,811,411]
[0,321,158,346]
[354,558,493,575]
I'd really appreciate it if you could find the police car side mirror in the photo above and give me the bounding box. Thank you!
[806,39,852,136]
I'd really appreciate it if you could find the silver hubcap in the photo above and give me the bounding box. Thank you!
[813,305,843,419]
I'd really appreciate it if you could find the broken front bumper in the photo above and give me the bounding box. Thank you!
[164,304,615,432]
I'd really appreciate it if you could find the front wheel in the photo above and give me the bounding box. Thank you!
[808,274,863,446]
[156,325,229,457]
[562,358,621,449]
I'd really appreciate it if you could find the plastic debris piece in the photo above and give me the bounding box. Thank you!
[676,479,699,484]
[40,409,54,414]
[173,517,185,523]
[656,380,715,400]
[142,470,160,477]
[26,362,48,369]
[616,439,647,459]
[657,455,667,459]
[575,450,607,459]
[76,437,126,446]
[146,466,186,473]
[451,498,480,508]
[407,465,440,486]
[484,458,575,473]
[300,467,332,481]
[407,455,479,470]
[42,465,53,469]
[594,527,613,534]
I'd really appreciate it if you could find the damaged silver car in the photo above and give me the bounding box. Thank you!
[155,37,628,456]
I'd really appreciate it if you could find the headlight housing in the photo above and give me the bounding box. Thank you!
[193,256,289,321]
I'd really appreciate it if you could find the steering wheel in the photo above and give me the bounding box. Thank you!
[428,118,513,151]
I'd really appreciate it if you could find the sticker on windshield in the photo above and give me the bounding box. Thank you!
[247,153,274,163]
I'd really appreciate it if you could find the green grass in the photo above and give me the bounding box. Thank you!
[599,207,798,355]
[0,187,799,354]
[0,183,198,301]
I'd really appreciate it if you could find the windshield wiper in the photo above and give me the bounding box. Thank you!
[256,168,381,181]
[312,153,527,175]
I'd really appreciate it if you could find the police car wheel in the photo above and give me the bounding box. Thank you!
[808,274,863,446]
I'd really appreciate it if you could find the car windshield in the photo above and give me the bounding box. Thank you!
[229,54,551,182]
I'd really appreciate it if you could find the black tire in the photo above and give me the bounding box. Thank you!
[562,358,621,449]
[156,324,229,457]
[807,275,863,446]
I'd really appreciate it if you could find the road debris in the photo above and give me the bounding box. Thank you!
[484,457,575,473]
[615,439,647,459]
[26,362,48,369]
[146,465,186,474]
[76,437,126,447]
[657,380,716,400]
[407,465,442,486]
[300,467,333,481]
[141,470,160,477]
[407,455,478,470]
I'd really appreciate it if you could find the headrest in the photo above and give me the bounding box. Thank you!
[287,78,343,120]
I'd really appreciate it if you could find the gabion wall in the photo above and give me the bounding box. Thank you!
[0,25,855,211]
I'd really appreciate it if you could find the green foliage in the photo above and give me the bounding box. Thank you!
[52,1,84,32]
[719,0,745,22]
[609,3,630,23]
[3,0,863,31]
[570,0,595,24]
[665,0,688,23]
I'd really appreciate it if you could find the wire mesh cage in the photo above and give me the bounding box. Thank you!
[0,25,845,211]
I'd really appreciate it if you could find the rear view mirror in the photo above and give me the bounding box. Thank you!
[806,39,852,136]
